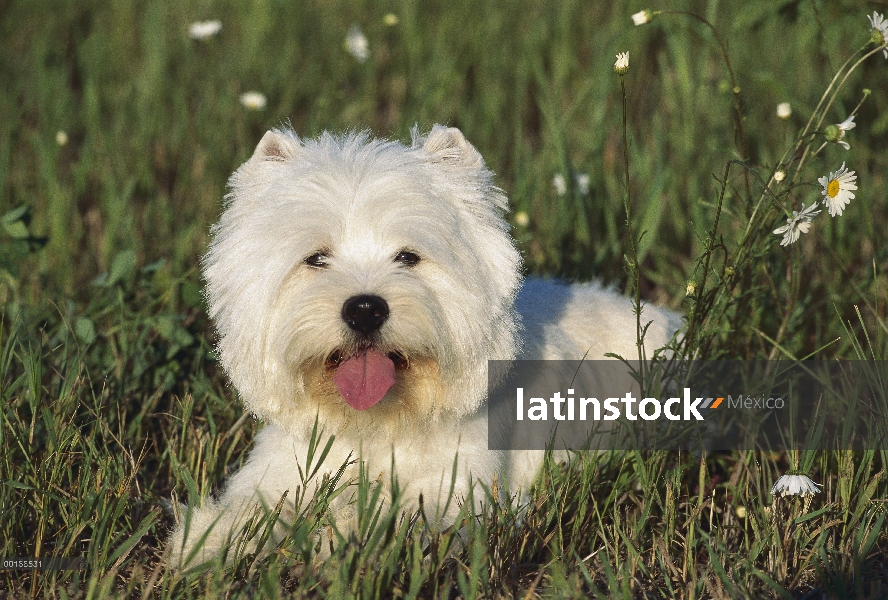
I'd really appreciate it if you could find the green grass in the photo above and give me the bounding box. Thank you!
[1,0,887,597]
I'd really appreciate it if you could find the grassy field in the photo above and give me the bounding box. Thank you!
[1,0,887,597]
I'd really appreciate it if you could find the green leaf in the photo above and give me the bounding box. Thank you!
[1,205,32,239]
[1,205,30,225]
[750,568,794,599]
[107,508,160,566]
[2,220,29,239]
[2,479,36,490]
[141,258,165,273]
[705,538,740,597]
[792,504,830,525]
[75,317,96,345]
[107,249,136,286]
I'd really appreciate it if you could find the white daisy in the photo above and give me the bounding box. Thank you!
[773,202,820,246]
[868,11,888,59]
[345,25,370,62]
[552,174,567,196]
[188,20,222,40]
[824,116,856,150]
[632,10,652,26]
[773,169,786,183]
[614,51,629,74]
[239,91,267,111]
[771,471,821,497]
[818,162,857,217]
[776,102,792,120]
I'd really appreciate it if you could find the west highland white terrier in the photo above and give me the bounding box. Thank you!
[168,125,681,567]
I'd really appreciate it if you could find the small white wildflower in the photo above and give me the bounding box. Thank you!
[55,130,68,146]
[575,173,590,195]
[776,102,792,120]
[824,116,856,150]
[868,11,888,58]
[773,169,786,183]
[735,506,747,519]
[685,281,697,296]
[514,211,530,227]
[552,174,567,196]
[188,20,222,40]
[383,13,399,26]
[773,202,820,246]
[632,10,652,26]
[614,51,629,75]
[345,25,370,62]
[239,91,267,111]
[818,162,857,217]
[770,471,821,497]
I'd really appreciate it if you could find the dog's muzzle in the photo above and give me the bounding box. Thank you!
[342,294,389,335]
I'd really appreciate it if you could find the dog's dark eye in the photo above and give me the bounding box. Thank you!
[304,251,329,268]
[394,250,420,267]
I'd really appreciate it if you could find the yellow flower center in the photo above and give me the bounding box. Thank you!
[827,179,840,198]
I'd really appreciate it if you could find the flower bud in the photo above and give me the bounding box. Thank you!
[824,124,841,143]
[614,52,629,75]
[776,102,791,120]
[632,10,652,26]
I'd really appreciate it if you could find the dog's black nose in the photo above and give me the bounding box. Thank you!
[342,295,389,335]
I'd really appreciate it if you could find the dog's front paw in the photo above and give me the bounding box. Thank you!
[167,497,287,569]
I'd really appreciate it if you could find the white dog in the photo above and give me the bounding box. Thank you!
[168,125,680,567]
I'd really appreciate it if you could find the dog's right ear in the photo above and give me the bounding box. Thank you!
[250,129,302,162]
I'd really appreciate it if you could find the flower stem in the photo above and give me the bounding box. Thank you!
[683,161,731,358]
[791,45,881,186]
[663,10,749,194]
[620,77,646,385]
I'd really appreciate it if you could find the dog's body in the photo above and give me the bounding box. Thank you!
[168,126,680,566]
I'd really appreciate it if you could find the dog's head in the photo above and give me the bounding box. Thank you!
[204,126,521,433]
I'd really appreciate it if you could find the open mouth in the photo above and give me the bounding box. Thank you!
[325,347,408,411]
[326,348,409,371]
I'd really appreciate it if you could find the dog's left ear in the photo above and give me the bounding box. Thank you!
[250,129,302,162]
[419,125,484,169]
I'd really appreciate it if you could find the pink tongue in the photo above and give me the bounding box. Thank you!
[333,349,396,410]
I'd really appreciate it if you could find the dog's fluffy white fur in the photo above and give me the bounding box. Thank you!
[168,125,681,567]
